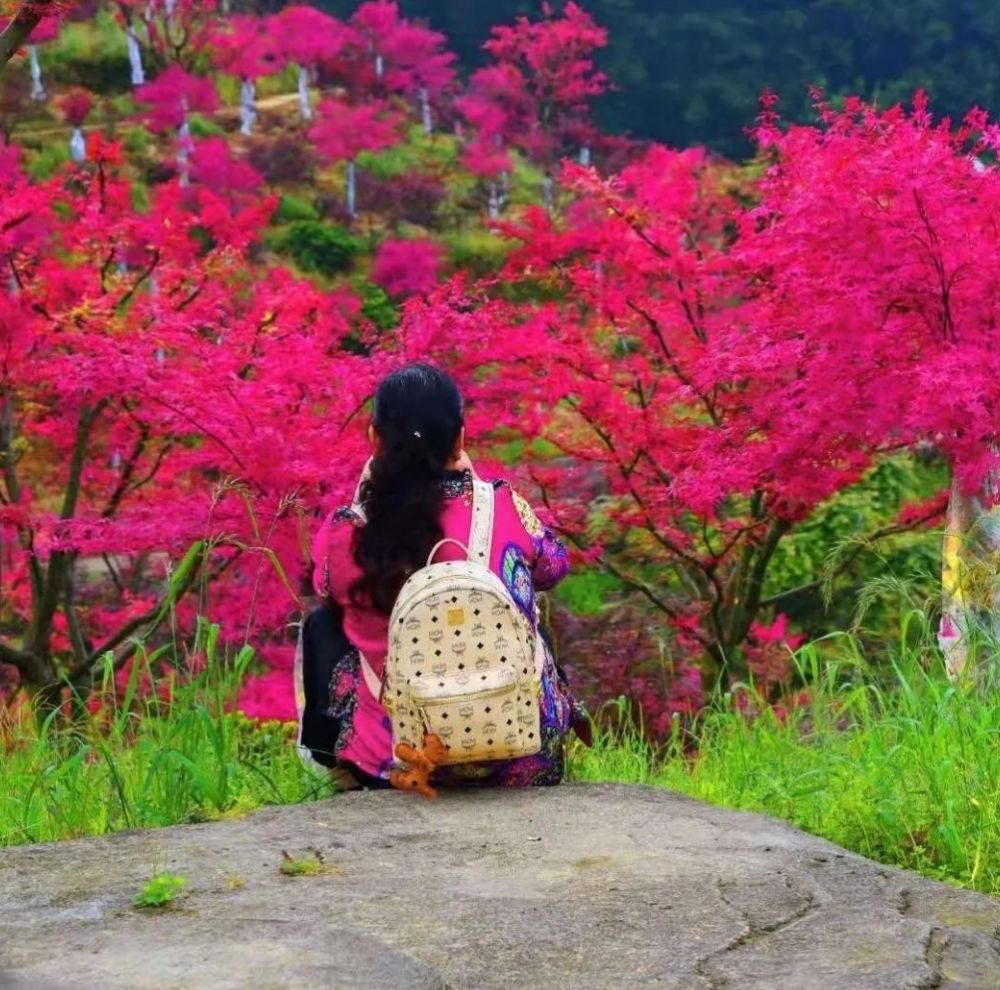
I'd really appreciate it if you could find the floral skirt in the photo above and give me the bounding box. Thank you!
[296,606,581,788]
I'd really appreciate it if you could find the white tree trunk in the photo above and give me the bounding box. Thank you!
[28,45,45,101]
[939,471,1000,681]
[579,144,591,167]
[542,175,555,212]
[346,159,357,217]
[487,181,500,221]
[239,78,257,136]
[296,64,313,121]
[69,127,86,162]
[375,53,384,80]
[126,24,145,87]
[499,170,510,210]
[419,87,432,135]
[177,115,191,187]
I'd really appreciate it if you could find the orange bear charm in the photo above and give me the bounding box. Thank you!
[389,733,449,799]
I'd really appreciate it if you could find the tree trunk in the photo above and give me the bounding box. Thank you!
[938,471,1000,680]
[125,21,144,86]
[239,78,256,137]
[177,115,191,187]
[27,44,44,101]
[419,87,432,135]
[542,175,555,213]
[69,126,86,162]
[346,159,357,218]
[296,63,312,121]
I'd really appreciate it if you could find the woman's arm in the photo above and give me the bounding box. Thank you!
[508,488,570,591]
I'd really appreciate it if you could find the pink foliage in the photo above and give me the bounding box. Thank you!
[209,14,278,81]
[0,138,382,719]
[404,96,1000,688]
[744,614,805,696]
[371,238,442,297]
[135,65,218,132]
[117,0,220,69]
[237,668,297,722]
[269,4,352,67]
[27,13,61,45]
[458,2,608,172]
[57,87,92,127]
[0,139,20,182]
[190,137,263,195]
[307,97,403,163]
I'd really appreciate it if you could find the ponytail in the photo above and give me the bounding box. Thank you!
[350,364,463,614]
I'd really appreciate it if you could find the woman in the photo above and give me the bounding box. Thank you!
[299,363,584,793]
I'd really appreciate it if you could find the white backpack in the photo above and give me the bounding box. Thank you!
[358,478,544,766]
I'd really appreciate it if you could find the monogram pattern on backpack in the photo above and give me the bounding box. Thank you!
[360,479,543,766]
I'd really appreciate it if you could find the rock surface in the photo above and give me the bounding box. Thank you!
[0,783,998,990]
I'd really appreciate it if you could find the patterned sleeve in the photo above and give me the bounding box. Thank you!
[311,506,363,599]
[508,487,570,591]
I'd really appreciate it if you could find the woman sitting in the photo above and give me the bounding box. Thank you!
[298,363,584,795]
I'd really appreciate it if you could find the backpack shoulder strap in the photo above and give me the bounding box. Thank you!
[468,478,495,565]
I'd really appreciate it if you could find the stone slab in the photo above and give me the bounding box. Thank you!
[0,784,998,989]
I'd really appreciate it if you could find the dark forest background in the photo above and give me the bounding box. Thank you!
[314,0,1000,159]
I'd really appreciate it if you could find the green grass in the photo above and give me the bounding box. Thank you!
[0,622,331,847]
[3,608,997,899]
[572,612,1000,894]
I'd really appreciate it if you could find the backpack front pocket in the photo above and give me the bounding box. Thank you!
[410,669,541,763]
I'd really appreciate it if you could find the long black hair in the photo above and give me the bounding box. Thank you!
[350,363,464,614]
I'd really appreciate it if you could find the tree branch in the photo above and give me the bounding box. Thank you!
[0,1,55,71]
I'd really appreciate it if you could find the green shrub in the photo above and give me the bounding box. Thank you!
[281,221,359,276]
[122,125,152,157]
[274,194,320,223]
[442,229,511,276]
[108,93,138,118]
[555,571,625,617]
[130,181,150,213]
[355,142,423,180]
[26,142,69,181]
[188,113,225,138]
[353,277,399,331]
[43,11,132,94]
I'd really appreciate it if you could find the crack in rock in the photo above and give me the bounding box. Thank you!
[693,875,821,988]
[921,927,948,990]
